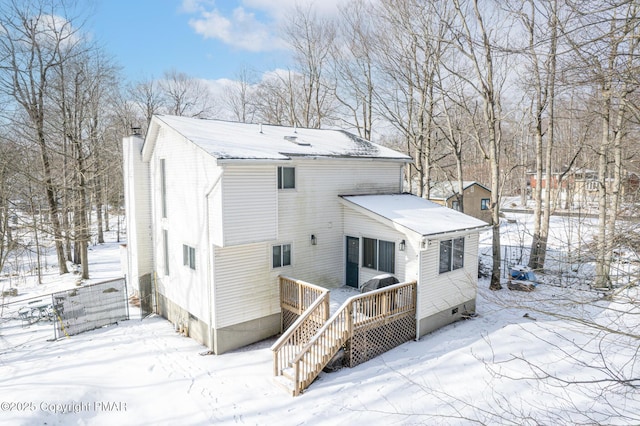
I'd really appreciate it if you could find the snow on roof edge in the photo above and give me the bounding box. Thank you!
[146,114,413,162]
[341,193,490,237]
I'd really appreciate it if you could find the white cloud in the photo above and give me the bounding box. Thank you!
[182,0,344,53]
[188,5,287,52]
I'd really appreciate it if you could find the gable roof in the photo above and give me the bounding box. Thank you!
[341,193,489,237]
[429,181,490,200]
[144,115,412,162]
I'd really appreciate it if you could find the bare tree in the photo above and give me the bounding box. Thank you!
[331,0,377,139]
[128,75,165,128]
[160,69,217,118]
[562,1,640,288]
[447,0,507,290]
[0,0,91,275]
[253,71,291,125]
[222,67,256,123]
[0,131,18,276]
[504,0,561,271]
[371,0,450,198]
[281,3,337,128]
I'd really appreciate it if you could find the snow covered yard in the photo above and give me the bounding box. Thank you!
[1,218,639,425]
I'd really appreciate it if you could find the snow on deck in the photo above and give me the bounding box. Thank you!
[328,286,361,315]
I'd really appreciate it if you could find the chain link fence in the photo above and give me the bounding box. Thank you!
[52,278,129,339]
[1,277,130,342]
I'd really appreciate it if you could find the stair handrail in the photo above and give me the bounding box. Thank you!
[290,297,352,395]
[271,280,330,377]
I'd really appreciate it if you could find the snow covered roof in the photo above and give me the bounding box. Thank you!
[429,181,490,200]
[341,193,490,236]
[147,115,412,162]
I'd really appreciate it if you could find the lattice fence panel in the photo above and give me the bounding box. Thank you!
[282,309,299,332]
[346,313,416,368]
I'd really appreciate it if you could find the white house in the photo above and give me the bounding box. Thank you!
[123,115,489,354]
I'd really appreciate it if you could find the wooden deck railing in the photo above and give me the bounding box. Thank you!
[288,280,417,396]
[271,276,330,381]
[351,280,416,331]
[278,276,328,331]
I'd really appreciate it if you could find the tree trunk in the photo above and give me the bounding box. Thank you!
[37,127,69,275]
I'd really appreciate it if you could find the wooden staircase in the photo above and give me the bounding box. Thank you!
[271,277,331,396]
[271,277,418,396]
[275,307,351,396]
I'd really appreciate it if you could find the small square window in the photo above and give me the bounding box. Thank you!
[278,167,295,189]
[439,238,464,274]
[273,244,291,268]
[481,199,490,210]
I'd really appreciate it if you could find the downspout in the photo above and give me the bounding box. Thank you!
[415,275,421,342]
[416,241,424,342]
[205,173,223,353]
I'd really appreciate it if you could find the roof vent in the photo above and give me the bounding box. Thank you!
[284,135,310,146]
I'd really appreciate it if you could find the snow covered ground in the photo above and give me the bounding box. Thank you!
[1,214,639,425]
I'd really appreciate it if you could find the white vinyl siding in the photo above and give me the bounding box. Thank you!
[418,234,479,319]
[219,166,277,246]
[213,243,279,329]
[148,125,219,324]
[342,204,408,287]
[210,159,405,329]
[276,160,404,288]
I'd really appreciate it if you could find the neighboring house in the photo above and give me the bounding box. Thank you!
[123,115,489,355]
[527,169,640,207]
[527,170,578,207]
[429,181,492,223]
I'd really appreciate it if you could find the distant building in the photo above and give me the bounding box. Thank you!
[429,181,492,223]
[527,169,640,207]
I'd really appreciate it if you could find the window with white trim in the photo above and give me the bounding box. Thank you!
[183,244,196,270]
[160,158,167,218]
[163,230,170,275]
[362,237,395,274]
[277,166,295,189]
[439,237,464,274]
[272,244,291,268]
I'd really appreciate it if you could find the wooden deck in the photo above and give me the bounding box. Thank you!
[271,276,417,396]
